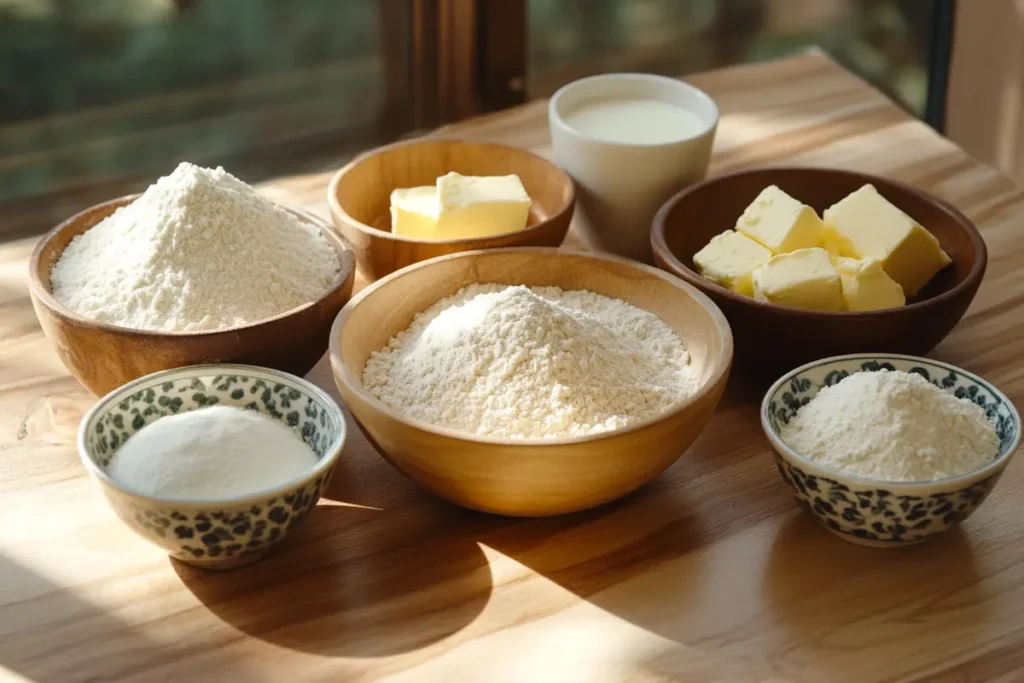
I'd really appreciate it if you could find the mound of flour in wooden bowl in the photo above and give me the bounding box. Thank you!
[362,284,700,439]
[50,162,341,332]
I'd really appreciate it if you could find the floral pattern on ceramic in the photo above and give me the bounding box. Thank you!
[761,354,1020,547]
[80,365,345,569]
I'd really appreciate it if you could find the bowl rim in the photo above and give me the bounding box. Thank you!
[329,246,734,446]
[326,137,576,245]
[651,166,988,318]
[29,194,356,337]
[77,363,347,508]
[760,352,1021,489]
[548,72,720,148]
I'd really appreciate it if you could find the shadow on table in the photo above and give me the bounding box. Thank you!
[0,553,266,683]
[763,512,984,637]
[175,489,497,658]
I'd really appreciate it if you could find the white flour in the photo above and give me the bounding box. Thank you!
[108,406,318,498]
[363,284,700,439]
[51,162,341,332]
[780,369,999,482]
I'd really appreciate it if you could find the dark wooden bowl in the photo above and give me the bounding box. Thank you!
[651,167,986,376]
[29,195,356,395]
[327,138,575,281]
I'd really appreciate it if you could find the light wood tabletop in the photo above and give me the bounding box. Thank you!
[2,50,1023,683]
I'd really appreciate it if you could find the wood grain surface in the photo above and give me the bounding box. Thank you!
[2,50,1024,682]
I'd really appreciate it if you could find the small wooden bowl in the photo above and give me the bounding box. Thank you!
[651,167,986,375]
[29,195,356,395]
[327,138,575,281]
[330,247,733,517]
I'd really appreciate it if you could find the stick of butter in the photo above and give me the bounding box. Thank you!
[390,186,439,239]
[435,172,531,239]
[736,185,824,254]
[390,173,532,240]
[693,230,773,296]
[752,247,843,311]
[823,184,951,296]
[835,256,906,311]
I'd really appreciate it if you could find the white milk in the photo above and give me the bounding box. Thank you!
[562,98,705,144]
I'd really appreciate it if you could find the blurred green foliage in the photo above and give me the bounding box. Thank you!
[0,0,939,236]
[528,0,934,116]
[0,0,378,122]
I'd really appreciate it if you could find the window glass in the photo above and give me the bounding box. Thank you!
[528,0,934,117]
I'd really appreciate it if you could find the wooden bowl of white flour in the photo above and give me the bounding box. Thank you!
[30,193,356,395]
[329,247,734,516]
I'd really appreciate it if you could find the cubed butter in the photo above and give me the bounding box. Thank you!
[835,257,906,311]
[693,230,773,296]
[736,185,824,254]
[390,186,439,239]
[823,184,951,296]
[752,247,843,311]
[435,172,531,239]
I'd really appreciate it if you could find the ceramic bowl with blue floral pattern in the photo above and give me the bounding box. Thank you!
[761,354,1020,547]
[78,364,346,569]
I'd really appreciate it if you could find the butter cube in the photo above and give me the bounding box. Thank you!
[736,185,824,254]
[752,247,843,311]
[693,230,773,296]
[835,257,906,311]
[823,184,951,296]
[436,172,531,239]
[390,186,439,239]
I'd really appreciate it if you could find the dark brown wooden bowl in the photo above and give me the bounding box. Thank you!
[651,167,986,376]
[327,138,575,281]
[29,195,356,395]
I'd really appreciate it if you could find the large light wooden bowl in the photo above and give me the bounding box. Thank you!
[29,195,356,395]
[327,138,575,281]
[330,248,733,516]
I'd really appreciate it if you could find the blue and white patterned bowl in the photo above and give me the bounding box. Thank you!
[78,364,346,569]
[761,354,1020,547]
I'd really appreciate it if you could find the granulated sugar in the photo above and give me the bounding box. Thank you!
[108,406,318,499]
[51,162,341,332]
[363,284,700,439]
[780,369,999,482]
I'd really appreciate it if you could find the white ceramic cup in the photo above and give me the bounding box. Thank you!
[549,73,719,263]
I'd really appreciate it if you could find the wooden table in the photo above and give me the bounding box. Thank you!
[3,51,1023,683]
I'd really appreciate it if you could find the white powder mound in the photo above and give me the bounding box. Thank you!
[780,369,1000,482]
[363,284,701,439]
[108,406,318,499]
[51,162,341,332]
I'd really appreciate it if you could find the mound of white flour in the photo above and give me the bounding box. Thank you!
[363,284,700,439]
[780,369,999,481]
[51,162,340,332]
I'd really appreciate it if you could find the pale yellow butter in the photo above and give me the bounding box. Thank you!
[752,247,843,311]
[435,172,531,239]
[693,230,772,296]
[390,186,439,239]
[835,256,906,311]
[823,184,951,296]
[736,185,824,254]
